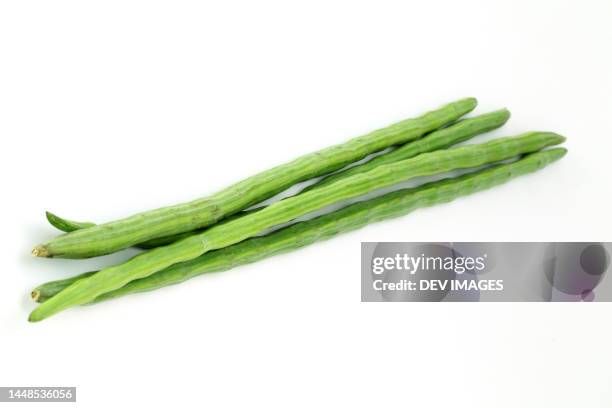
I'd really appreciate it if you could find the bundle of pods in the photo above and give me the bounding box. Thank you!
[30,98,567,321]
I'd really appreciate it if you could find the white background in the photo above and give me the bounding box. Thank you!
[1,1,611,407]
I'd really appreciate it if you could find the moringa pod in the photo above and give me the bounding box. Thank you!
[29,132,565,321]
[32,148,566,306]
[33,98,478,259]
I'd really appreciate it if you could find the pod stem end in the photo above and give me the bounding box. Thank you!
[32,245,50,257]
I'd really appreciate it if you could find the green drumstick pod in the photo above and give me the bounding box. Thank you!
[33,98,478,259]
[45,108,509,249]
[32,148,567,305]
[29,132,565,321]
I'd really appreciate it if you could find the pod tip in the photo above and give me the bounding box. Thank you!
[494,108,511,125]
[32,245,50,257]
[544,147,568,161]
[31,290,40,302]
[28,313,40,323]
[28,310,42,322]
[550,132,567,144]
[465,97,478,107]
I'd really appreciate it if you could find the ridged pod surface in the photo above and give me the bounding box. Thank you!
[46,108,509,249]
[29,132,565,321]
[304,109,511,192]
[34,98,478,259]
[32,148,567,304]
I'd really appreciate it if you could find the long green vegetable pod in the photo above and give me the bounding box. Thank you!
[32,148,567,305]
[45,109,510,250]
[28,132,564,322]
[33,98,477,259]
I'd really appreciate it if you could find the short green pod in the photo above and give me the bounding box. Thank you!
[32,148,567,305]
[45,212,95,233]
[33,98,478,259]
[28,132,565,322]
